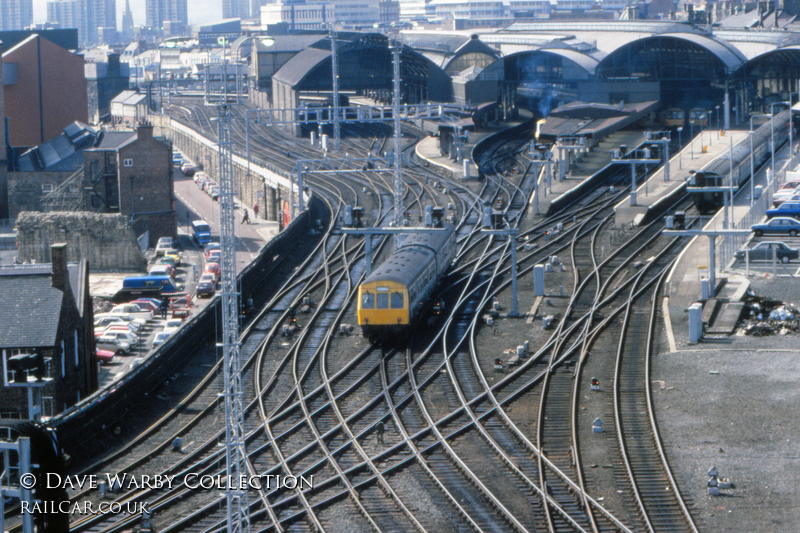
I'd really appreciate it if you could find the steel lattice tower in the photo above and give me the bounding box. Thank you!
[205,51,251,533]
[330,27,341,151]
[391,42,404,231]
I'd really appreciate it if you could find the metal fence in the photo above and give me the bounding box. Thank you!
[718,150,800,271]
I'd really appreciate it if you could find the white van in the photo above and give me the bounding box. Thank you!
[148,265,175,281]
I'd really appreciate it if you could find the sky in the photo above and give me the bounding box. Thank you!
[31,0,223,28]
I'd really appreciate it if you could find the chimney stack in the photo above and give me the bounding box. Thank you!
[51,243,68,289]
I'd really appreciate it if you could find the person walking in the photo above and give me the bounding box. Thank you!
[242,209,251,224]
[253,203,259,219]
[160,297,170,319]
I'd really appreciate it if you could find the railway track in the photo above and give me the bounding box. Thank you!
[3,101,712,532]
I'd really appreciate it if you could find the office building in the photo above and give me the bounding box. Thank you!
[1,0,33,31]
[146,0,188,32]
[46,0,78,29]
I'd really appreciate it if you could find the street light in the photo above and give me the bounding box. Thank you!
[715,105,720,139]
[749,115,755,207]
[690,122,694,160]
[677,126,683,169]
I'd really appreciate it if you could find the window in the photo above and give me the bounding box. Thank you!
[376,293,389,309]
[362,292,374,309]
[123,158,133,167]
[391,292,404,309]
[3,348,24,385]
[41,184,54,193]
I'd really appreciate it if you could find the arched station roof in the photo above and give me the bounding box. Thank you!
[595,33,746,82]
[272,33,452,101]
[480,47,598,84]
[732,45,800,79]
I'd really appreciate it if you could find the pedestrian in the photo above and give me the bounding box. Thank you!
[253,203,259,219]
[376,420,385,444]
[160,296,170,319]
[192,263,197,282]
[242,209,250,224]
[30,257,36,264]
[13,256,20,264]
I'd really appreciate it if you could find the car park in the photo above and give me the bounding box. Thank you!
[96,336,132,354]
[766,202,800,219]
[752,217,800,236]
[95,349,115,364]
[152,331,171,347]
[109,304,154,322]
[735,241,799,263]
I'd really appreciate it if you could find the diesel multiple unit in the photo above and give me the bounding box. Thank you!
[689,110,790,212]
[357,223,456,338]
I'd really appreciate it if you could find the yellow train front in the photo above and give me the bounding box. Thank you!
[357,223,456,340]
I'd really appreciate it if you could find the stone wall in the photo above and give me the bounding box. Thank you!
[8,170,78,218]
[151,114,290,223]
[16,211,147,272]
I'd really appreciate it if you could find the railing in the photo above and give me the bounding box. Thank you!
[718,149,797,269]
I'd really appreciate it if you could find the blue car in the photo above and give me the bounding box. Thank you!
[752,217,800,237]
[766,202,800,219]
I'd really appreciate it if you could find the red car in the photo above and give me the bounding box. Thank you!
[204,262,221,279]
[95,349,115,364]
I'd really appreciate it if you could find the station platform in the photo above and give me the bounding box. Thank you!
[664,132,795,348]
[614,130,750,225]
[535,130,648,215]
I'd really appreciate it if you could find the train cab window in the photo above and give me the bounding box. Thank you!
[362,292,375,309]
[391,292,404,308]
[377,293,389,309]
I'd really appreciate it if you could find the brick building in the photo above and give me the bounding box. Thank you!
[83,123,176,246]
[0,244,96,419]
[2,34,88,148]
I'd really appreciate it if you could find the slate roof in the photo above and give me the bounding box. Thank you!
[0,266,72,349]
[16,122,99,172]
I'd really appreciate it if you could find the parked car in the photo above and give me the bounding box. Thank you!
[210,188,220,201]
[194,172,208,184]
[752,217,800,237]
[155,243,179,257]
[101,329,139,345]
[131,299,161,312]
[158,255,179,270]
[94,322,139,337]
[95,315,144,331]
[149,263,175,278]
[204,242,221,255]
[735,241,799,263]
[779,180,800,190]
[157,236,176,248]
[164,251,182,266]
[95,313,147,329]
[162,318,184,334]
[196,278,216,298]
[766,202,800,219]
[95,349,115,364]
[96,336,132,354]
[181,164,196,177]
[109,304,154,322]
[152,331,172,347]
[772,189,800,206]
[204,262,221,280]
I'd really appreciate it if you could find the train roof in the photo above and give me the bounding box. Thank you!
[701,110,789,176]
[363,223,455,287]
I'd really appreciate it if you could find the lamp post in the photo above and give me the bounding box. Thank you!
[715,105,720,139]
[690,122,694,160]
[749,115,755,207]
[677,126,683,169]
